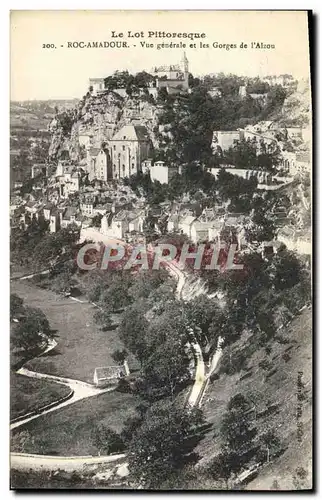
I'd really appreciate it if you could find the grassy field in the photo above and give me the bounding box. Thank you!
[196,307,312,490]
[11,373,71,420]
[11,280,138,383]
[11,390,139,456]
[11,462,129,490]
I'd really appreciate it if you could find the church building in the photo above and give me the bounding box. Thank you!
[109,125,151,180]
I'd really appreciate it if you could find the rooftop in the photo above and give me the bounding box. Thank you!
[94,366,125,380]
[111,125,150,142]
[88,147,101,157]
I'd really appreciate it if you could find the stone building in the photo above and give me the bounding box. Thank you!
[89,77,105,96]
[87,146,111,182]
[147,160,179,184]
[109,125,151,180]
[153,52,189,93]
[93,361,130,388]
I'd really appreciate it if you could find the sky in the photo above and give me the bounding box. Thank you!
[10,10,311,101]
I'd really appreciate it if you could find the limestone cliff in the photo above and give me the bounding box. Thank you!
[48,90,161,161]
[279,78,311,128]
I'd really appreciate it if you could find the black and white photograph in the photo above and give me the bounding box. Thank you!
[9,10,312,491]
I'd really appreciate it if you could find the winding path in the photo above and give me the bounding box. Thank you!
[11,367,113,430]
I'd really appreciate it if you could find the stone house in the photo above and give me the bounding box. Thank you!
[43,202,54,221]
[89,77,105,96]
[178,215,197,240]
[286,128,303,140]
[80,194,97,216]
[108,209,145,239]
[109,210,130,239]
[60,207,83,228]
[93,361,130,388]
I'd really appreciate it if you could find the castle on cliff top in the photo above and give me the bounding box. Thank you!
[89,52,190,97]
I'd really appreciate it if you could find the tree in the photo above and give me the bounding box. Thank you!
[256,140,282,173]
[91,213,102,228]
[224,137,257,169]
[209,452,234,489]
[128,401,204,488]
[11,430,34,453]
[220,394,257,473]
[186,295,220,343]
[128,269,169,301]
[97,275,133,313]
[141,337,190,400]
[292,467,310,490]
[33,225,80,270]
[11,306,53,356]
[93,307,113,329]
[121,402,149,444]
[270,479,281,490]
[118,304,149,366]
[258,430,281,463]
[111,348,128,365]
[134,71,154,88]
[10,294,24,319]
[269,249,303,291]
[157,87,169,103]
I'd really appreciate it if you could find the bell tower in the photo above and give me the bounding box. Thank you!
[181,51,189,73]
[181,51,189,90]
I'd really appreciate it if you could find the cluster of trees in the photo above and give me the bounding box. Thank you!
[156,74,288,161]
[214,137,282,174]
[156,87,216,165]
[10,294,54,364]
[201,246,310,348]
[208,394,282,488]
[127,401,204,488]
[10,218,80,271]
[11,217,50,267]
[80,267,171,328]
[201,73,287,126]
[105,271,196,401]
[124,162,259,212]
[11,219,83,295]
[103,70,156,97]
[10,135,50,188]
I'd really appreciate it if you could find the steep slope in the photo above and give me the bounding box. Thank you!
[279,78,311,128]
[195,306,312,490]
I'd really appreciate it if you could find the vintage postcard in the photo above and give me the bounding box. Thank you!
[10,10,312,490]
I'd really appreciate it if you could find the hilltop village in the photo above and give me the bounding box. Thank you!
[10,54,310,253]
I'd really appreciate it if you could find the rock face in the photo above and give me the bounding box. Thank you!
[280,78,311,127]
[48,90,160,161]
